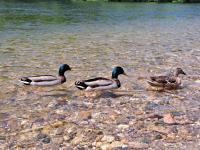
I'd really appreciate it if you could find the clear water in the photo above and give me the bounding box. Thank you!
[0,0,200,147]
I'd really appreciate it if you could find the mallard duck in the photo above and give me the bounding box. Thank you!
[75,66,127,91]
[147,68,186,89]
[20,64,71,86]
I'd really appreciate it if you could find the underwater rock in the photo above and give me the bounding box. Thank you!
[78,111,92,121]
[128,141,149,149]
[52,137,64,145]
[37,133,51,144]
[163,113,176,125]
[144,102,159,112]
[101,135,115,143]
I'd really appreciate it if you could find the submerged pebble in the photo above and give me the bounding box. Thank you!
[37,133,51,144]
[145,102,159,112]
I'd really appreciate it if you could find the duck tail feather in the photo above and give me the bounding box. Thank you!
[20,77,32,85]
[75,81,88,90]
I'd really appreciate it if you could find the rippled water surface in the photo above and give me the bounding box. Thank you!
[0,0,200,149]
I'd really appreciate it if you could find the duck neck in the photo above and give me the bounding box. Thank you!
[174,71,179,77]
[59,69,65,76]
[60,76,66,83]
[112,72,118,79]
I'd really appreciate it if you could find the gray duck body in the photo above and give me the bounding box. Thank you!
[20,64,71,86]
[75,66,126,91]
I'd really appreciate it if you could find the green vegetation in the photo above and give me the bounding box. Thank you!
[84,0,200,2]
[120,0,200,2]
[3,0,200,3]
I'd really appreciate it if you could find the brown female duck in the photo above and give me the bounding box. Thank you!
[147,68,186,89]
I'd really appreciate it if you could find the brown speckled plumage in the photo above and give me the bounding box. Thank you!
[147,68,186,89]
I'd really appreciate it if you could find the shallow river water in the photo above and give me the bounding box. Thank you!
[0,0,200,149]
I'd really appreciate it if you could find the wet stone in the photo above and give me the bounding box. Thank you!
[37,133,47,140]
[7,119,20,132]
[114,135,121,141]
[78,111,92,121]
[7,98,16,104]
[120,101,127,105]
[8,140,18,149]
[64,130,77,142]
[142,132,163,143]
[99,141,128,150]
[171,126,178,134]
[80,121,89,125]
[186,111,199,122]
[117,124,129,130]
[0,113,9,121]
[55,127,65,135]
[55,99,68,107]
[126,116,135,121]
[101,135,115,143]
[70,103,79,111]
[158,99,170,105]
[0,135,6,144]
[126,128,137,139]
[49,113,66,121]
[154,133,163,140]
[106,99,112,106]
[41,137,51,144]
[113,147,130,150]
[163,113,176,125]
[52,137,63,145]
[145,102,159,112]
[33,118,45,125]
[99,98,112,107]
[116,116,130,125]
[171,111,185,116]
[0,121,7,129]
[37,133,51,144]
[143,136,152,144]
[47,101,57,108]
[128,141,149,149]
[64,135,73,142]
[75,146,85,150]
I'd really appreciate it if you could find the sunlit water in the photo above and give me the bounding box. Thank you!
[0,0,200,148]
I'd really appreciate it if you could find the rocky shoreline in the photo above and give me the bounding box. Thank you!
[1,84,199,149]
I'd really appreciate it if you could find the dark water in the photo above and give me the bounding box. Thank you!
[0,0,200,149]
[1,1,200,33]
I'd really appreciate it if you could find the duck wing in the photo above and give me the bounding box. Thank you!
[84,77,113,86]
[150,76,168,84]
[165,77,181,89]
[20,75,59,86]
[31,79,61,86]
[25,75,57,82]
[148,75,180,88]
[75,77,113,90]
[147,76,169,87]
[167,77,177,83]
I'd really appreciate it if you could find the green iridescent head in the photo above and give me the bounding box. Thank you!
[59,64,71,76]
[112,66,126,79]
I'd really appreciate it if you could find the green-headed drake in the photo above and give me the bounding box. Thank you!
[75,66,127,91]
[20,64,71,86]
[147,68,186,89]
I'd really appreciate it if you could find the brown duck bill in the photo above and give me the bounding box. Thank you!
[123,72,128,76]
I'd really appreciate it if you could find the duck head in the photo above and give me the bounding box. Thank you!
[175,68,186,77]
[112,66,126,79]
[59,64,71,76]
